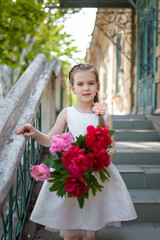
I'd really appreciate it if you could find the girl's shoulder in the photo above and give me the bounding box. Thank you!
[58,107,67,121]
[59,107,74,120]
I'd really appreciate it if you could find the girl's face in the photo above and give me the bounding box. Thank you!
[70,70,99,103]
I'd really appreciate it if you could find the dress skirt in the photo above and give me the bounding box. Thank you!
[30,162,137,237]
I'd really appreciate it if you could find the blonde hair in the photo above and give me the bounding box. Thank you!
[69,63,106,127]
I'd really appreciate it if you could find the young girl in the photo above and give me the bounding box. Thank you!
[16,63,137,240]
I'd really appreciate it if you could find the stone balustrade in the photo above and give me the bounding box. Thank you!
[0,53,66,214]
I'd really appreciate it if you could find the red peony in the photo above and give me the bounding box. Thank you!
[62,145,90,178]
[86,125,111,150]
[91,148,110,172]
[64,177,88,198]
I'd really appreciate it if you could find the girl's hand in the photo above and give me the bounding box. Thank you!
[107,148,116,157]
[16,124,37,138]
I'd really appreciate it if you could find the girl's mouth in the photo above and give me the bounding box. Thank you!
[83,93,91,96]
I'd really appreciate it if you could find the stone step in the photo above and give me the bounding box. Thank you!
[116,164,160,189]
[113,119,153,130]
[129,189,160,222]
[115,141,160,152]
[97,222,160,240]
[115,130,159,141]
[113,152,160,165]
[112,115,146,120]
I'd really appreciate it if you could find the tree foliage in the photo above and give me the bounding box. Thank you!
[0,0,45,67]
[0,0,82,74]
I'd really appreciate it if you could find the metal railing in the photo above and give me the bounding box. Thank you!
[1,107,42,240]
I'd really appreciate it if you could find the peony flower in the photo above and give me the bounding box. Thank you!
[86,125,111,149]
[64,177,88,198]
[92,148,110,172]
[92,102,106,115]
[50,132,74,155]
[30,164,51,181]
[62,145,90,178]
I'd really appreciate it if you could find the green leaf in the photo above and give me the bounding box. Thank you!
[53,162,66,171]
[77,195,85,209]
[74,135,86,149]
[43,156,58,168]
[48,178,65,183]
[49,182,61,191]
[98,169,108,182]
[102,168,111,178]
[56,152,63,159]
[109,130,116,136]
[96,124,103,128]
[107,145,112,149]
[57,184,66,197]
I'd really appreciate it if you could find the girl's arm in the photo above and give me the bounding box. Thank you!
[106,113,116,160]
[16,108,67,147]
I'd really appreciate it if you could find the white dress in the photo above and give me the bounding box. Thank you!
[30,107,137,238]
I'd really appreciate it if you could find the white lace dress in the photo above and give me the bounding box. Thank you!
[30,107,137,238]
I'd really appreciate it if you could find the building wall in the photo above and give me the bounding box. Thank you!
[86,5,160,115]
[86,8,134,115]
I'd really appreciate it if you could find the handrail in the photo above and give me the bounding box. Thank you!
[0,53,64,214]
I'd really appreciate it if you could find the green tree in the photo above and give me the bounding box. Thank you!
[0,0,82,76]
[0,0,45,67]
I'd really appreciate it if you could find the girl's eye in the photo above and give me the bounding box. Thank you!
[78,83,83,86]
[89,82,95,85]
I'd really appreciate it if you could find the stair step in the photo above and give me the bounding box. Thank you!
[97,222,160,240]
[129,189,160,222]
[115,130,159,141]
[116,165,160,188]
[113,152,160,165]
[112,115,146,120]
[115,141,160,152]
[113,119,153,130]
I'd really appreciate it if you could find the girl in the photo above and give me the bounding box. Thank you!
[16,63,137,240]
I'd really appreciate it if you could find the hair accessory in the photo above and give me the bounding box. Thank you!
[92,102,106,116]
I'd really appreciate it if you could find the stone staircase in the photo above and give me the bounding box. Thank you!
[100,114,160,240]
[26,115,160,240]
[113,115,160,223]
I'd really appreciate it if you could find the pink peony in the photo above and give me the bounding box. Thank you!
[50,132,74,155]
[30,164,51,181]
[62,145,90,178]
[64,177,88,198]
[92,102,106,115]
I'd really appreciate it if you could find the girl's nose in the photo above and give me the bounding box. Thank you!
[83,84,89,90]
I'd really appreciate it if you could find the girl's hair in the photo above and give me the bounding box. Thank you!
[69,63,106,127]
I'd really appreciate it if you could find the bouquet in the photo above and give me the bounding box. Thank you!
[30,125,116,208]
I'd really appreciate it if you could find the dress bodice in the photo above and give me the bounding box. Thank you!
[67,106,108,139]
